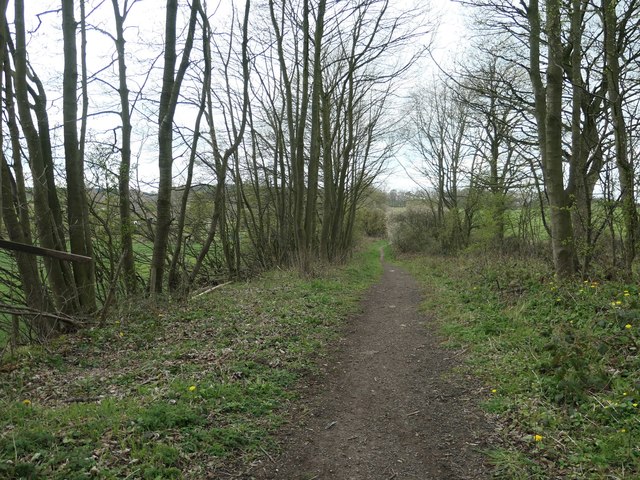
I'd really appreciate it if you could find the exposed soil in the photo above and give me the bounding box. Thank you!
[253,253,493,479]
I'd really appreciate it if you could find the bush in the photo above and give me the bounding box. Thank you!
[358,208,387,237]
[387,207,439,253]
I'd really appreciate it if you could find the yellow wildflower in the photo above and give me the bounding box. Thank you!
[534,434,543,442]
[616,300,623,305]
[620,428,626,433]
[119,331,124,337]
[625,324,632,329]
[22,399,31,406]
[188,385,197,392]
[491,389,497,394]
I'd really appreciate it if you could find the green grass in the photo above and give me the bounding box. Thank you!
[0,241,384,479]
[395,251,640,479]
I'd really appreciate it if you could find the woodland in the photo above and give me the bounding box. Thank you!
[0,0,427,342]
[0,0,640,478]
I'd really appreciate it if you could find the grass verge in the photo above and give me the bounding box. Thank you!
[0,241,383,479]
[394,251,640,479]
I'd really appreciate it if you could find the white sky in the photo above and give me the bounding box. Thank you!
[381,0,469,192]
[9,0,468,194]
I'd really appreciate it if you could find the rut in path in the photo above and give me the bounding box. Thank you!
[257,258,492,480]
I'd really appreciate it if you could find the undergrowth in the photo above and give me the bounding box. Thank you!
[395,249,640,479]
[0,241,383,479]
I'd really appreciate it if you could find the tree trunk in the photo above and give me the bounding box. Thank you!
[112,0,137,294]
[527,0,575,277]
[303,0,326,264]
[62,0,96,312]
[149,0,199,295]
[545,0,575,277]
[14,0,78,315]
[603,0,636,278]
[187,0,250,287]
[2,1,51,332]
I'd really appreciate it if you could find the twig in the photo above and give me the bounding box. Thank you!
[62,396,102,404]
[192,281,233,299]
[12,433,17,463]
[123,468,141,480]
[406,410,420,416]
[99,251,126,326]
[0,303,84,327]
[259,446,276,464]
[0,238,91,262]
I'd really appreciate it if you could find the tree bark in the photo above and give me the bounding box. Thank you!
[603,0,636,278]
[527,0,576,277]
[149,0,199,295]
[303,0,326,265]
[62,0,96,312]
[14,0,78,314]
[545,0,575,277]
[111,0,137,294]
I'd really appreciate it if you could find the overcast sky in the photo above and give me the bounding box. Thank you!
[380,0,469,192]
[11,0,468,193]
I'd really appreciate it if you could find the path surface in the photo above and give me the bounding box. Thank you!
[256,257,491,479]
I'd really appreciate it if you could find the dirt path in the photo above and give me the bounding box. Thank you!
[256,256,492,479]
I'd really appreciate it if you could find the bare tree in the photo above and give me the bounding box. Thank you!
[62,0,96,312]
[603,0,638,278]
[12,0,80,315]
[149,0,200,295]
[111,0,140,294]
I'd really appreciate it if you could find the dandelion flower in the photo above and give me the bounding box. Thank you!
[188,385,197,392]
[633,403,638,408]
[534,434,543,442]
[491,389,497,394]
[620,428,626,433]
[119,331,124,337]
[22,399,31,406]
[624,291,630,297]
[623,392,628,396]
[625,324,632,329]
[616,300,623,305]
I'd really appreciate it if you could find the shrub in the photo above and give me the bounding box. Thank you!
[387,207,439,253]
[358,207,387,237]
